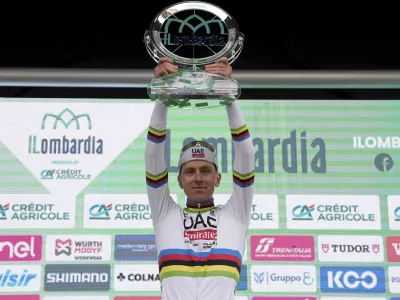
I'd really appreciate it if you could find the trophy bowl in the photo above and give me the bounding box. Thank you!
[144,1,244,108]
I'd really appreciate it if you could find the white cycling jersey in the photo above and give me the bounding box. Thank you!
[145,101,255,300]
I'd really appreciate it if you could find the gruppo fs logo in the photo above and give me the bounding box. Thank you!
[28,108,103,156]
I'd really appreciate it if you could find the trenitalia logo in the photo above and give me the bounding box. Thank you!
[250,235,315,261]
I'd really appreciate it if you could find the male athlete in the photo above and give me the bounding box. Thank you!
[145,56,255,300]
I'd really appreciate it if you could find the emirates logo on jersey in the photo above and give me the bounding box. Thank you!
[184,229,217,241]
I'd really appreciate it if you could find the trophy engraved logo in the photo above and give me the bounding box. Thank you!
[144,1,244,109]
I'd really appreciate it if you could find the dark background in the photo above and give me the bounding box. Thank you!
[1,0,400,99]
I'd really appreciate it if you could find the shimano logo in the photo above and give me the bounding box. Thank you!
[46,272,109,283]
[44,264,111,291]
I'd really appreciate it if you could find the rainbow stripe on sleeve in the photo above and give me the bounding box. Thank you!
[230,124,250,142]
[147,126,167,144]
[158,248,242,283]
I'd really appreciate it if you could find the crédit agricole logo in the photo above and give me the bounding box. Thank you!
[0,103,155,195]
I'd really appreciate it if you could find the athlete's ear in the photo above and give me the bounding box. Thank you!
[215,173,221,187]
[177,175,183,189]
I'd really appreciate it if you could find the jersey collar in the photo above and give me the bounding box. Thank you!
[185,198,215,213]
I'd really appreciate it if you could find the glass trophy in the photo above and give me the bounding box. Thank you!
[144,1,244,109]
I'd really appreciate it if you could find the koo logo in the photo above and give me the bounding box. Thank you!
[320,266,386,293]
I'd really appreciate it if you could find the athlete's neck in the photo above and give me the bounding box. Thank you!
[186,198,214,209]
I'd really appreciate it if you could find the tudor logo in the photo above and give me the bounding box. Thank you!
[321,244,379,254]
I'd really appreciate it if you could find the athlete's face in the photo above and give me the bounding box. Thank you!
[178,160,221,202]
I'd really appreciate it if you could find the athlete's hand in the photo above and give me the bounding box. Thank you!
[154,57,179,78]
[205,57,232,78]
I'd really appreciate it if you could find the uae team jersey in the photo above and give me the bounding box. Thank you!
[145,101,255,300]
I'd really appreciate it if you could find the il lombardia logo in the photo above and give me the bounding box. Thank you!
[28,108,104,156]
[41,108,92,130]
[161,10,227,58]
[162,13,226,46]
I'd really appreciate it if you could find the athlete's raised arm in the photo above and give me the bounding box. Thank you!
[145,58,180,224]
[206,57,255,226]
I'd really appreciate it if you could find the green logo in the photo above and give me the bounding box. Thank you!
[41,108,92,130]
[163,13,226,47]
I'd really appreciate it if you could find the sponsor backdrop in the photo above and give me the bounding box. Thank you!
[0,98,399,300]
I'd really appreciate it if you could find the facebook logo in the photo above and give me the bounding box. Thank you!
[374,153,394,172]
[320,266,386,293]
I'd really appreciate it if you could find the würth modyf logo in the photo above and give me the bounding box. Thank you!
[28,108,103,155]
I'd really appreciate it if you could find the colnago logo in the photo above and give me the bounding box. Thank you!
[286,195,381,230]
[0,102,155,196]
[84,194,177,229]
[353,135,400,148]
[114,264,160,291]
[250,235,315,261]
[117,273,160,282]
[28,108,103,155]
[46,235,111,261]
[387,236,400,262]
[0,265,41,291]
[319,266,386,293]
[251,265,316,293]
[44,264,110,291]
[0,235,42,261]
[318,235,384,262]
